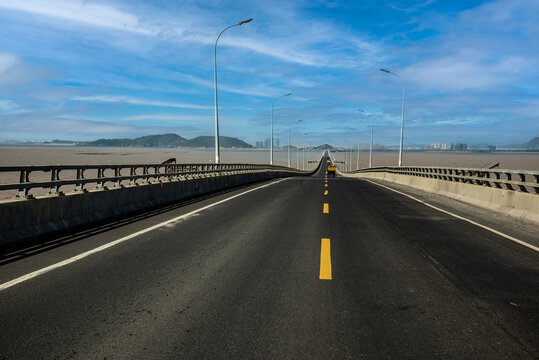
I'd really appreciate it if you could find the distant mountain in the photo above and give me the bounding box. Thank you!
[314,144,335,150]
[188,136,252,148]
[45,139,78,144]
[498,137,539,150]
[520,137,539,150]
[81,133,252,148]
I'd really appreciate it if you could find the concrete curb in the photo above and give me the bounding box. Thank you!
[0,171,293,250]
[340,170,539,225]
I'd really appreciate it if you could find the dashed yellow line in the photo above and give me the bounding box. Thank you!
[323,203,329,213]
[324,183,328,187]
[324,190,328,195]
[319,238,332,280]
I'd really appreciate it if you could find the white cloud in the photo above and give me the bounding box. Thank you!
[402,53,529,90]
[0,53,19,73]
[174,72,285,98]
[72,95,212,110]
[0,0,383,69]
[0,53,57,93]
[0,0,158,35]
[123,114,212,122]
[0,99,29,114]
[387,0,437,13]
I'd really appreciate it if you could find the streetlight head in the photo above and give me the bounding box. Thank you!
[284,92,292,97]
[297,119,303,122]
[358,109,365,112]
[238,18,253,25]
[380,68,391,73]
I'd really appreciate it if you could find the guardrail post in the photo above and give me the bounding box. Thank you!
[129,167,136,185]
[517,173,528,192]
[504,172,514,190]
[493,172,502,189]
[164,165,171,182]
[473,170,481,185]
[483,171,492,187]
[48,169,61,195]
[16,170,30,198]
[113,167,121,188]
[74,168,85,192]
[154,166,160,183]
[96,168,105,189]
[142,167,149,184]
[534,175,539,194]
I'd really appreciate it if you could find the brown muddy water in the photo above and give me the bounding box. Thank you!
[0,146,537,200]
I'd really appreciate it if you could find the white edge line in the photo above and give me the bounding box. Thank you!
[363,179,539,253]
[0,178,290,292]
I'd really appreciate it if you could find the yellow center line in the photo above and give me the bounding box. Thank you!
[324,183,328,187]
[324,190,328,195]
[319,238,332,280]
[323,203,329,213]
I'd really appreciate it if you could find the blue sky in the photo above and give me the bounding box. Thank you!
[0,0,538,147]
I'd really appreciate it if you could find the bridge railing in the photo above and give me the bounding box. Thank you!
[0,163,309,200]
[341,166,539,194]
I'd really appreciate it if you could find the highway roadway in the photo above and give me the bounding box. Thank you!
[1,157,538,359]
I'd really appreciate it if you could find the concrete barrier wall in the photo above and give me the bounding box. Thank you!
[0,171,292,250]
[342,171,539,225]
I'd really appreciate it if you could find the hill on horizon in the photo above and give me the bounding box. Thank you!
[520,137,539,150]
[80,133,252,148]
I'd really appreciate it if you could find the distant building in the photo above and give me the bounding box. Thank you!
[453,143,467,151]
[275,139,280,148]
[263,138,270,148]
[487,145,496,152]
[428,143,453,150]
[255,141,263,148]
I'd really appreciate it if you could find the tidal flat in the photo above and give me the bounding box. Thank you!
[0,146,537,200]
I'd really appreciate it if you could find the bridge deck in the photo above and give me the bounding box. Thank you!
[1,160,538,359]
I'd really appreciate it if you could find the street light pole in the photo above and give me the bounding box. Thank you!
[348,146,351,171]
[296,142,299,169]
[288,128,291,167]
[270,92,292,165]
[349,146,351,171]
[292,119,302,169]
[357,139,360,170]
[370,116,373,167]
[213,18,252,164]
[303,146,305,170]
[380,68,405,167]
[358,108,373,167]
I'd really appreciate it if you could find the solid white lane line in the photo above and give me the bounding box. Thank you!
[0,178,291,292]
[364,179,539,252]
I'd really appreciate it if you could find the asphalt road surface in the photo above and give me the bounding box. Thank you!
[1,157,538,359]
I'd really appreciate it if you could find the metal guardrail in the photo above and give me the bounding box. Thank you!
[0,163,311,199]
[341,166,539,194]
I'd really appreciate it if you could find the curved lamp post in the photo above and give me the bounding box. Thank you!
[291,119,303,168]
[302,133,309,170]
[288,128,291,167]
[380,68,405,167]
[270,92,291,165]
[358,108,374,168]
[213,18,252,164]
